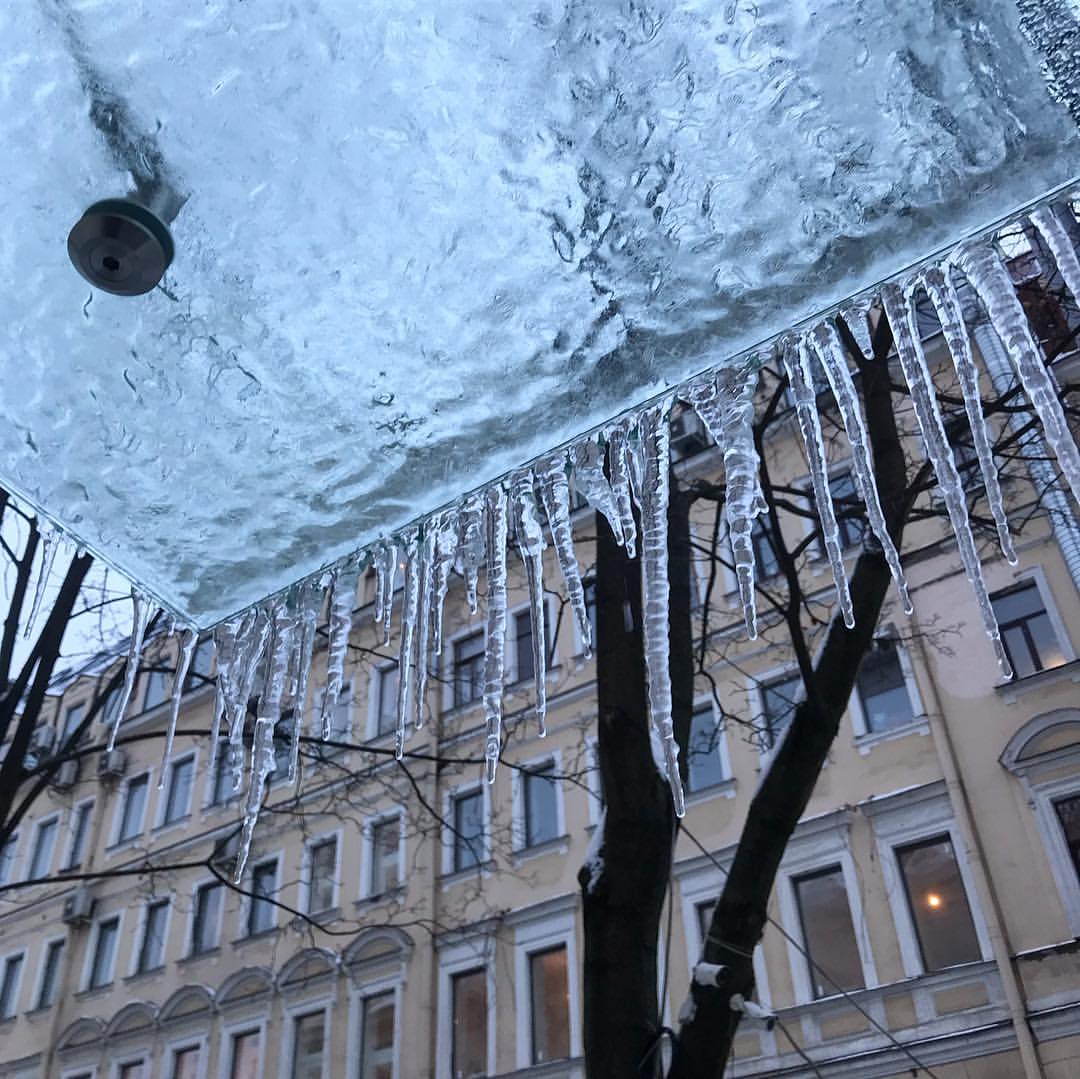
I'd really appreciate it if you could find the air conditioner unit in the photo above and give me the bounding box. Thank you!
[62,886,95,926]
[670,410,710,461]
[51,758,79,790]
[97,747,127,779]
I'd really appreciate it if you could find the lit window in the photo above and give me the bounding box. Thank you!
[61,703,85,744]
[1054,795,1080,884]
[529,945,570,1064]
[307,837,338,914]
[230,1029,261,1079]
[170,1046,200,1079]
[118,773,150,842]
[0,953,23,1018]
[191,881,223,955]
[376,664,399,736]
[0,834,17,886]
[88,915,119,989]
[142,669,170,710]
[162,755,195,825]
[28,817,58,879]
[687,706,726,792]
[35,939,64,1009]
[136,899,169,973]
[452,790,484,872]
[361,991,395,1079]
[991,583,1067,679]
[452,968,488,1079]
[855,639,915,733]
[896,835,981,972]
[523,762,559,848]
[247,860,278,935]
[64,801,93,870]
[292,1010,325,1079]
[793,865,865,998]
[370,818,401,895]
[453,632,485,707]
[759,673,801,750]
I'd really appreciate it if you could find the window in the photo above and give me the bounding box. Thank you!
[750,519,779,579]
[118,1062,146,1079]
[191,881,223,955]
[273,716,296,775]
[896,835,981,972]
[793,866,865,998]
[61,702,85,744]
[292,1010,325,1079]
[143,669,170,710]
[583,578,597,650]
[522,762,559,848]
[28,817,58,879]
[376,664,399,736]
[101,684,122,728]
[0,834,16,886]
[305,837,338,915]
[1055,794,1080,883]
[453,632,485,707]
[162,754,195,825]
[452,789,484,872]
[855,638,915,733]
[212,741,235,805]
[361,991,395,1079]
[759,673,801,750]
[687,706,726,792]
[35,939,64,1009]
[696,900,715,946]
[991,583,1067,679]
[515,610,535,684]
[88,915,119,989]
[184,637,215,691]
[452,968,487,1079]
[0,953,23,1018]
[64,801,93,869]
[529,945,570,1064]
[247,859,278,935]
[370,818,401,895]
[828,471,867,550]
[117,773,150,843]
[137,899,169,973]
[230,1029,261,1079]
[170,1046,200,1079]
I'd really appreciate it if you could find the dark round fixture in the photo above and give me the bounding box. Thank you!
[67,198,175,296]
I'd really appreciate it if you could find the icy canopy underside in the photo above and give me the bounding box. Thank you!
[2,0,1078,626]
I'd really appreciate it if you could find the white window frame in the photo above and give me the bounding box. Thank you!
[301,829,343,915]
[187,876,225,957]
[111,1056,150,1079]
[314,679,354,746]
[747,663,802,764]
[571,576,597,658]
[26,812,60,881]
[63,797,95,870]
[795,462,867,560]
[435,935,496,1079]
[864,783,991,978]
[348,976,402,1079]
[241,853,283,937]
[130,896,172,976]
[218,1018,267,1079]
[775,810,877,1004]
[442,623,486,713]
[365,662,400,741]
[511,750,566,852]
[61,1067,99,1079]
[278,997,333,1079]
[442,780,491,877]
[847,628,927,744]
[82,911,123,991]
[163,1034,208,1079]
[510,900,582,1070]
[157,749,198,830]
[992,565,1077,684]
[506,596,559,686]
[584,736,603,826]
[30,934,66,1011]
[0,831,19,887]
[685,695,734,800]
[362,811,405,900]
[111,770,153,847]
[0,947,26,1019]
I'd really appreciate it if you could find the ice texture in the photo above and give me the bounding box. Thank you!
[510,471,548,735]
[570,440,628,552]
[321,566,357,740]
[1,1,1076,627]
[394,530,420,758]
[538,455,591,651]
[482,486,508,784]
[24,525,59,642]
[159,626,196,785]
[106,590,150,752]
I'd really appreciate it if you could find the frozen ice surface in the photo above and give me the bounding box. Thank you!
[1,1,1079,626]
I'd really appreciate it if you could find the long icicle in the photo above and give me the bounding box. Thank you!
[414,527,435,730]
[919,265,1017,564]
[229,607,272,793]
[288,579,324,784]
[24,524,58,640]
[322,566,358,740]
[569,439,628,548]
[107,591,151,752]
[781,337,855,628]
[1031,203,1080,313]
[838,297,876,361]
[482,485,507,783]
[158,627,197,787]
[637,401,685,817]
[395,530,420,758]
[457,495,486,614]
[810,321,914,611]
[209,615,245,774]
[605,420,639,558]
[537,454,591,653]
[431,510,459,657]
[880,283,1013,675]
[955,243,1080,510]
[511,470,548,736]
[376,544,398,645]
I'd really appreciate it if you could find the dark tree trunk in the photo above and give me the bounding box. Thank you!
[580,477,694,1079]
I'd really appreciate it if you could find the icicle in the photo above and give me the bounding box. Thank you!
[537,454,592,655]
[569,438,628,548]
[1031,203,1080,311]
[373,544,398,645]
[158,627,196,788]
[235,716,275,882]
[229,607,272,793]
[838,297,876,361]
[209,614,244,774]
[955,243,1080,510]
[511,470,548,736]
[919,265,1017,564]
[605,420,639,558]
[287,579,323,783]
[456,496,486,613]
[687,368,763,637]
[810,321,914,611]
[781,337,855,628]
[431,510,459,656]
[322,565,358,740]
[24,523,58,639]
[395,530,420,758]
[880,283,1013,675]
[414,527,435,730]
[259,599,296,722]
[482,485,508,783]
[636,402,685,817]
[106,590,151,752]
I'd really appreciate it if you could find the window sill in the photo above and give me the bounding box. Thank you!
[439,860,495,889]
[512,834,570,867]
[232,927,279,947]
[854,717,930,755]
[154,813,192,837]
[106,837,146,856]
[291,906,343,927]
[0,1015,14,1027]
[995,658,1080,704]
[684,778,737,806]
[178,948,220,966]
[75,983,115,1001]
[24,1005,52,1018]
[124,965,165,984]
[355,885,406,910]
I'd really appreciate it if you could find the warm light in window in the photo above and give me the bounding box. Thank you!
[926,892,942,910]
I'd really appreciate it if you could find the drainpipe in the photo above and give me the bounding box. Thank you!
[907,617,1045,1079]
